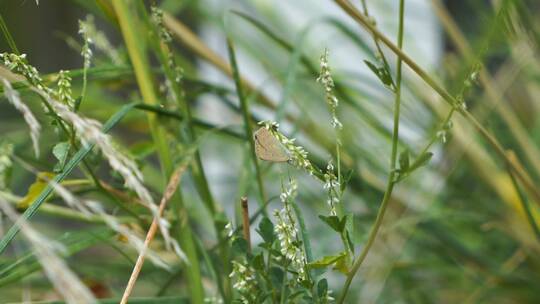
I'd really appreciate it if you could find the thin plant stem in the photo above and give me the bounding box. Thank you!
[226,37,268,212]
[337,0,405,302]
[120,164,188,304]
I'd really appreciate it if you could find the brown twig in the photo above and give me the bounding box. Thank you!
[241,197,251,253]
[119,164,188,304]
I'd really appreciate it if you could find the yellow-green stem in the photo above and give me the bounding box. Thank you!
[337,0,405,302]
[111,1,204,303]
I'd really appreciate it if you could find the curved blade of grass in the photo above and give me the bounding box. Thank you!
[0,102,138,255]
[290,200,313,264]
[0,13,19,55]
[226,38,268,212]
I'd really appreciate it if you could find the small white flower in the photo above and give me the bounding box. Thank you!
[317,49,342,130]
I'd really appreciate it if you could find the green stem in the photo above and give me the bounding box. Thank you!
[111,1,204,303]
[337,0,405,302]
[226,38,268,212]
[0,13,19,55]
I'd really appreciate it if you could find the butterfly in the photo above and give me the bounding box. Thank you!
[253,127,290,162]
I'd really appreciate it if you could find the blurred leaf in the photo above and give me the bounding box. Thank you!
[308,251,347,269]
[399,149,410,172]
[340,169,354,193]
[318,215,342,232]
[410,152,434,172]
[52,142,69,173]
[317,278,328,298]
[364,60,393,88]
[252,253,265,271]
[129,141,156,160]
[269,266,284,289]
[17,172,55,209]
[257,216,275,244]
[333,252,350,274]
[231,237,248,256]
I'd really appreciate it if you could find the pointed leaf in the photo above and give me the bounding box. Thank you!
[410,152,433,171]
[317,278,328,298]
[318,215,341,232]
[308,251,347,269]
[52,142,69,173]
[257,217,275,244]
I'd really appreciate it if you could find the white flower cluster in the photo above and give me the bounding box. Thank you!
[78,19,93,69]
[258,120,315,175]
[436,120,453,144]
[224,222,235,238]
[1,78,41,157]
[323,161,341,216]
[274,179,308,282]
[317,49,342,130]
[78,15,121,64]
[151,6,172,43]
[163,54,185,107]
[55,70,75,108]
[229,260,257,303]
[0,53,51,95]
[323,290,335,303]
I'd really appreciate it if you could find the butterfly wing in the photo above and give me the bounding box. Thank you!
[254,128,290,162]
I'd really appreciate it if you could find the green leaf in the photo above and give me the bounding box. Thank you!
[410,152,433,171]
[364,60,393,88]
[17,172,55,209]
[333,252,351,274]
[129,141,156,160]
[317,278,328,298]
[340,169,354,193]
[52,142,70,173]
[269,266,284,289]
[318,215,342,232]
[231,237,248,256]
[308,251,347,269]
[252,253,265,271]
[257,217,275,244]
[399,149,410,172]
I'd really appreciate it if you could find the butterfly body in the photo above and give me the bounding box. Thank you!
[253,127,290,162]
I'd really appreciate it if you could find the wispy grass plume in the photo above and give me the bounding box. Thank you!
[1,78,41,157]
